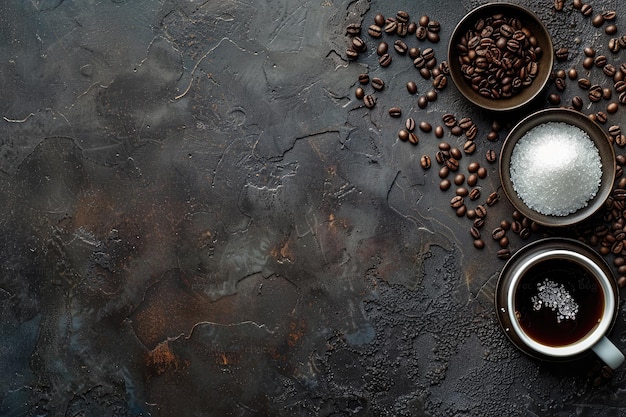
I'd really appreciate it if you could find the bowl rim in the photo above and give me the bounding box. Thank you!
[498,107,616,227]
[447,2,554,111]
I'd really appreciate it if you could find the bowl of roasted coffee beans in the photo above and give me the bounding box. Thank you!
[448,3,554,111]
[499,108,616,227]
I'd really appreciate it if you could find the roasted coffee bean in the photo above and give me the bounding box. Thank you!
[368,24,383,38]
[346,48,359,60]
[568,68,578,79]
[497,248,511,259]
[448,148,461,161]
[406,81,418,95]
[377,42,388,56]
[602,64,617,77]
[467,173,478,187]
[358,74,369,85]
[572,95,583,110]
[554,77,566,92]
[433,74,447,90]
[519,227,531,239]
[469,188,481,201]
[420,155,431,169]
[475,205,487,218]
[408,132,419,145]
[620,92,626,105]
[409,47,421,59]
[548,93,561,105]
[556,47,569,61]
[463,141,476,155]
[477,166,487,179]
[374,14,385,26]
[407,22,417,35]
[419,121,432,133]
[450,195,464,208]
[603,88,612,100]
[352,36,367,53]
[371,77,385,91]
[379,53,392,67]
[446,157,460,171]
[458,117,472,130]
[580,3,593,16]
[499,236,510,248]
[583,56,595,69]
[473,217,485,229]
[609,38,621,53]
[456,187,469,197]
[511,220,522,234]
[604,10,617,21]
[486,191,500,206]
[426,89,438,102]
[384,20,397,35]
[487,131,499,141]
[596,111,608,124]
[394,39,408,54]
[413,55,425,69]
[554,0,564,11]
[355,87,365,100]
[346,23,361,36]
[440,179,451,191]
[419,15,429,27]
[427,30,440,43]
[486,149,497,163]
[616,80,626,93]
[473,239,485,249]
[442,113,456,127]
[396,22,408,37]
[422,47,435,61]
[616,134,626,147]
[591,14,605,27]
[583,46,596,57]
[454,173,466,185]
[364,94,376,108]
[589,86,603,102]
[435,125,444,138]
[439,142,450,151]
[398,129,409,141]
[415,26,428,40]
[595,55,608,68]
[388,107,402,118]
[427,20,440,33]
[417,95,428,108]
[617,154,626,165]
[420,67,431,79]
[466,162,478,173]
[606,24,618,36]
[470,226,481,239]
[396,10,409,23]
[578,78,591,89]
[608,102,619,114]
[405,118,416,132]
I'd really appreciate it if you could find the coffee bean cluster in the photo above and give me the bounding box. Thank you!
[348,10,449,113]
[455,13,542,99]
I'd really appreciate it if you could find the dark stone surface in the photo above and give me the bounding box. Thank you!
[2,0,626,416]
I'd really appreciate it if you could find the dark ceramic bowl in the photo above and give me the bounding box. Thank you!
[447,2,554,111]
[499,108,616,227]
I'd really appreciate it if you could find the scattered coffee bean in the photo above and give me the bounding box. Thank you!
[486,149,497,163]
[358,74,369,84]
[463,141,476,155]
[595,55,608,68]
[389,107,402,118]
[419,121,432,133]
[469,188,481,201]
[371,77,385,91]
[440,179,451,191]
[475,205,487,218]
[492,227,506,240]
[572,95,583,110]
[606,24,618,36]
[486,191,500,206]
[556,47,569,61]
[398,129,409,141]
[379,53,392,67]
[374,14,385,26]
[406,81,418,95]
[470,226,481,239]
[450,195,464,208]
[454,173,466,185]
[583,56,595,69]
[467,173,478,187]
[394,39,408,54]
[477,167,487,179]
[420,155,431,169]
[608,102,619,114]
[568,68,578,79]
[581,3,593,17]
[346,48,359,60]
[418,95,428,108]
[473,239,485,249]
[377,42,388,56]
[435,125,444,138]
[578,78,591,89]
[355,87,365,100]
[406,118,416,132]
[591,14,605,27]
[497,248,511,259]
[426,89,438,102]
[584,46,596,57]
[548,93,561,105]
[368,24,383,38]
[554,0,564,11]
[409,132,419,145]
[352,36,367,53]
[364,94,376,108]
[346,23,362,36]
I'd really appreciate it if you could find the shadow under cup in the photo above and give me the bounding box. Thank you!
[496,238,624,367]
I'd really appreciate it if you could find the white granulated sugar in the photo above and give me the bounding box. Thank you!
[531,278,579,323]
[509,122,602,216]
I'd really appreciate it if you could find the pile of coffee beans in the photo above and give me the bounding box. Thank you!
[454,13,543,99]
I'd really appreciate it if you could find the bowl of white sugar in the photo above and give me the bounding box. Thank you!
[499,108,616,227]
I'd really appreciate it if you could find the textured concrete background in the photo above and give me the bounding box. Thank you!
[2,0,626,416]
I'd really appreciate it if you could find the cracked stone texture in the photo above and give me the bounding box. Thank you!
[2,0,626,416]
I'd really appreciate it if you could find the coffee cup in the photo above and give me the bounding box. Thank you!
[495,238,624,368]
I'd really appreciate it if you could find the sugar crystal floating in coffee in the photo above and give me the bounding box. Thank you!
[509,122,602,216]
[531,278,579,323]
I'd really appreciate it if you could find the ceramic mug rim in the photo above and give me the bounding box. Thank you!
[506,249,615,357]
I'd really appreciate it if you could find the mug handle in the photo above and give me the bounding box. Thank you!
[591,336,625,369]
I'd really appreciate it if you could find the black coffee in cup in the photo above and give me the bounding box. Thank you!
[514,258,604,347]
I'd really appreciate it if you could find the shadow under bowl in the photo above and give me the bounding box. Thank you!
[499,108,616,227]
[447,2,554,112]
